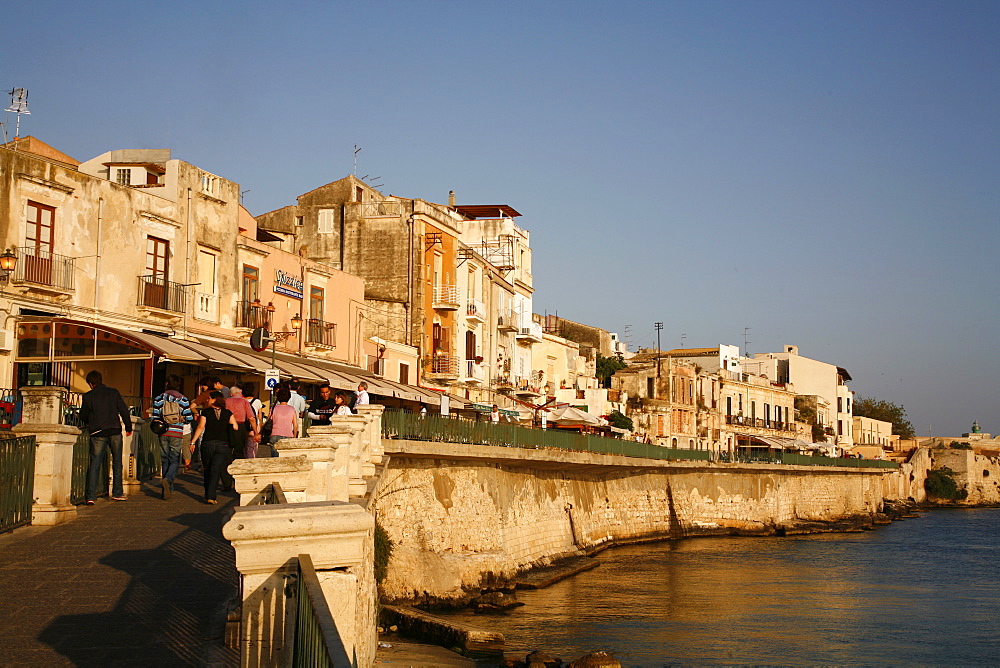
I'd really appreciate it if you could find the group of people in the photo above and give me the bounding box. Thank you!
[80,371,372,506]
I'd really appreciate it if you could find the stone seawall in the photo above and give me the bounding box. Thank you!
[374,441,895,604]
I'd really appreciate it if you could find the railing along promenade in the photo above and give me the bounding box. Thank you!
[381,410,898,469]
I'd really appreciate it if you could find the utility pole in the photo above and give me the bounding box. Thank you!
[655,322,663,379]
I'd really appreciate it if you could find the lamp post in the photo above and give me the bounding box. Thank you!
[0,248,18,296]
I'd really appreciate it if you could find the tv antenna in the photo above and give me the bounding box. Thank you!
[743,327,751,357]
[623,324,632,352]
[680,333,687,348]
[353,144,361,175]
[4,87,31,145]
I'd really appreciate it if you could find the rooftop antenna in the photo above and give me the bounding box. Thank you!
[654,322,663,379]
[240,189,250,204]
[680,333,687,349]
[743,327,751,357]
[353,144,361,175]
[624,324,633,352]
[5,87,31,146]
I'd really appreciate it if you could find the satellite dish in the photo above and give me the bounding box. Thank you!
[250,327,270,352]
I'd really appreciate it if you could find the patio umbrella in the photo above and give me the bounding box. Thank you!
[547,405,607,427]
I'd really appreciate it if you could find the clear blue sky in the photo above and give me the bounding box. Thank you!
[7,1,998,437]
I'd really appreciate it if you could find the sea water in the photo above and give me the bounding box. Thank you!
[446,508,1000,665]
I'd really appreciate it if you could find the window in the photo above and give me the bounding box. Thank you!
[465,330,476,360]
[201,173,217,195]
[726,396,732,416]
[838,397,843,413]
[295,216,304,227]
[399,363,409,384]
[309,286,324,320]
[318,209,336,234]
[242,265,259,302]
[198,250,217,294]
[764,403,771,427]
[647,377,654,398]
[26,201,55,253]
[146,237,169,278]
[356,186,364,202]
[115,168,131,185]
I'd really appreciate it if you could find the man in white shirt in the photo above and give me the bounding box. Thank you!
[355,382,370,406]
[287,381,308,416]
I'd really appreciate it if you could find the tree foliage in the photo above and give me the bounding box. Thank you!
[925,467,968,501]
[607,410,633,431]
[852,395,915,440]
[596,353,627,388]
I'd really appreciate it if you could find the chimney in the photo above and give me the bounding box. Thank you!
[448,190,456,207]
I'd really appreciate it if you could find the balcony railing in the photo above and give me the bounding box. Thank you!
[235,300,272,330]
[516,321,543,343]
[462,360,487,384]
[514,376,544,396]
[305,319,336,348]
[496,309,519,332]
[726,415,795,431]
[432,285,461,310]
[428,355,460,377]
[347,200,404,218]
[13,246,76,292]
[194,292,218,323]
[466,298,486,323]
[137,275,186,313]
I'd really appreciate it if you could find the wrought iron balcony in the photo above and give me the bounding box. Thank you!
[427,355,460,378]
[465,298,486,323]
[137,275,186,313]
[305,319,336,348]
[515,321,543,343]
[432,285,461,310]
[496,309,519,332]
[13,246,75,292]
[235,300,272,330]
[461,360,487,384]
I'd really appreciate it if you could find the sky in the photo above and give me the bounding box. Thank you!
[4,1,998,437]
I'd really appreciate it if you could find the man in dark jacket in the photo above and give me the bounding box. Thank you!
[79,370,133,504]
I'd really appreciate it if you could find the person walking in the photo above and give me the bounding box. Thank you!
[211,377,231,398]
[287,380,307,416]
[151,374,195,499]
[225,381,258,459]
[190,391,239,504]
[188,377,214,471]
[79,370,133,504]
[306,383,337,427]
[268,387,299,456]
[243,382,264,458]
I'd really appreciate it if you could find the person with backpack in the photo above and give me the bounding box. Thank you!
[152,374,195,499]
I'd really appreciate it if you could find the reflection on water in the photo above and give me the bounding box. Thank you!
[444,509,1000,665]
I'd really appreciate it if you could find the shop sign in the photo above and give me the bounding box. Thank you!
[274,270,304,299]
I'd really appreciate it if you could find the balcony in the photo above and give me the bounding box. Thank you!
[725,415,796,432]
[426,355,460,380]
[137,275,186,314]
[194,292,218,323]
[496,309,519,332]
[465,298,486,323]
[461,359,487,385]
[494,376,516,392]
[514,376,544,398]
[305,319,336,348]
[515,321,543,343]
[235,300,272,330]
[432,285,461,310]
[12,247,76,294]
[347,200,404,218]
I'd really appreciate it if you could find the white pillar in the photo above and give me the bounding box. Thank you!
[311,417,368,498]
[263,435,350,502]
[13,386,80,526]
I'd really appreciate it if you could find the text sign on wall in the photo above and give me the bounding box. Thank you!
[274,270,304,299]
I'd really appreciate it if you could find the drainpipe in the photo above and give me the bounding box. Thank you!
[184,187,192,340]
[407,201,415,347]
[94,198,103,310]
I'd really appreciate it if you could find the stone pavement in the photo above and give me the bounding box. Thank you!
[0,470,240,667]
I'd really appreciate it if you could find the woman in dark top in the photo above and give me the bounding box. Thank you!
[191,391,239,504]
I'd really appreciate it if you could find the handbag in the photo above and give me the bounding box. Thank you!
[149,418,168,435]
[259,418,273,441]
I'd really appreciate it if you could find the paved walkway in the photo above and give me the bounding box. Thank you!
[0,470,240,667]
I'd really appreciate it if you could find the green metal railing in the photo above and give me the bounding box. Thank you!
[781,452,899,469]
[381,410,712,462]
[69,431,101,505]
[292,553,338,667]
[0,435,36,533]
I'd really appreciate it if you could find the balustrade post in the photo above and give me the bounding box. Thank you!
[261,434,350,502]
[229,456,313,505]
[354,404,385,469]
[310,416,369,497]
[13,386,80,526]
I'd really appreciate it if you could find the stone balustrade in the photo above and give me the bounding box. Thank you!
[229,456,313,505]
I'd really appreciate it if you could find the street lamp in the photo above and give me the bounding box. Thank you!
[0,248,17,277]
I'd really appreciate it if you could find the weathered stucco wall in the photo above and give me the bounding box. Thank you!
[374,444,892,604]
